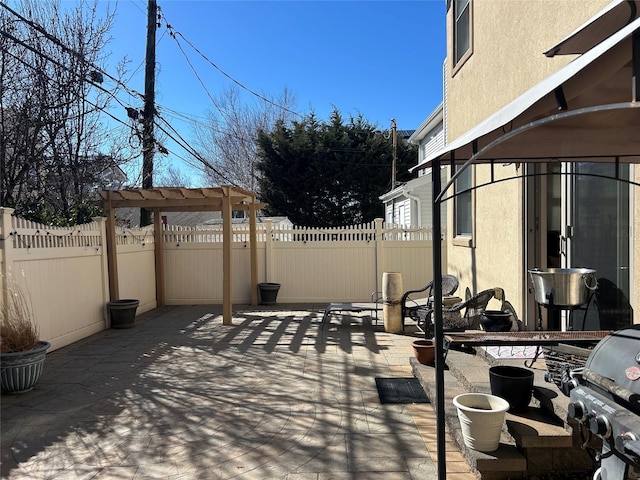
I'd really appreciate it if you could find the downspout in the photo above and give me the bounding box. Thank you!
[403,186,422,228]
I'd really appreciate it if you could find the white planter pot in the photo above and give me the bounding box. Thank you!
[453,393,509,452]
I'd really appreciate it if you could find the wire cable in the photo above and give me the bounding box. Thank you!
[159,11,301,118]
[0,26,138,115]
[153,116,237,186]
[1,47,135,132]
[0,1,145,100]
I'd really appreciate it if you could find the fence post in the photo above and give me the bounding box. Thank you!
[265,219,273,282]
[93,217,110,327]
[0,207,15,282]
[0,208,16,300]
[374,218,384,294]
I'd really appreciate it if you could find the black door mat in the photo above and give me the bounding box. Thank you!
[375,377,430,404]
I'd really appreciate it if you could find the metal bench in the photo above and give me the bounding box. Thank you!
[321,302,383,328]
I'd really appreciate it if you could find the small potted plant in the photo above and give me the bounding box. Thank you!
[0,274,50,394]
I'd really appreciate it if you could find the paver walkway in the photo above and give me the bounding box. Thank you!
[1,305,474,479]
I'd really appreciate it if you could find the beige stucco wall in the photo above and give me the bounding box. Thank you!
[445,163,524,316]
[446,0,610,138]
[443,0,637,326]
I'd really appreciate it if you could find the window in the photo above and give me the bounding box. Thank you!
[454,166,473,245]
[453,0,472,69]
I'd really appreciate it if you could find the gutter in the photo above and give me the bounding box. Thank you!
[403,185,422,228]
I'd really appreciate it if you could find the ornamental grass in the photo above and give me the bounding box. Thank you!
[0,274,40,353]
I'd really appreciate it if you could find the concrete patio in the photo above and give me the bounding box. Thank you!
[1,304,474,479]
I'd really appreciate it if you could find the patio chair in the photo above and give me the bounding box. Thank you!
[402,275,459,331]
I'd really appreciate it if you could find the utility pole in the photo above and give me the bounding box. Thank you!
[140,0,157,227]
[390,118,397,188]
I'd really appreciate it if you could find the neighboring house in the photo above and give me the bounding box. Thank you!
[419,0,639,330]
[380,104,447,228]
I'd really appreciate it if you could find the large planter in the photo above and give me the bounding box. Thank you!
[453,393,509,452]
[1,341,51,394]
[412,339,435,366]
[382,272,404,333]
[258,283,281,305]
[107,299,139,329]
[489,365,534,412]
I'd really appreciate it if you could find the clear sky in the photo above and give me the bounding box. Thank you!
[97,0,447,185]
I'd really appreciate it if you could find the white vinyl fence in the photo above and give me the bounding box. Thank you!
[1,209,444,351]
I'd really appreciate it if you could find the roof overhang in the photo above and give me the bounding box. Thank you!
[545,0,640,56]
[408,103,444,145]
[421,17,640,170]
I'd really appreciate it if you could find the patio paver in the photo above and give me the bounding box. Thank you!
[1,304,473,479]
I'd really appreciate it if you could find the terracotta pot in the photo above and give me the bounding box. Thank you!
[412,339,435,365]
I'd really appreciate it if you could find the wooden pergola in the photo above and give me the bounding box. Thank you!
[99,186,265,325]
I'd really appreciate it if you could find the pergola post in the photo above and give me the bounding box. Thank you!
[249,201,258,305]
[222,187,233,325]
[105,195,119,301]
[153,209,165,307]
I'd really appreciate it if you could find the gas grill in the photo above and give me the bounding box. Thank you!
[563,325,640,480]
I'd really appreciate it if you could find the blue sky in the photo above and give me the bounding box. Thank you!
[96,0,447,184]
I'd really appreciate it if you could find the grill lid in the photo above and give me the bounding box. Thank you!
[583,325,640,400]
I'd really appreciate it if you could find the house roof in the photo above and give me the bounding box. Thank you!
[420,17,640,171]
[408,103,444,145]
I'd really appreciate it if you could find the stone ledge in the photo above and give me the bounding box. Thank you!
[411,357,527,478]
[411,346,599,477]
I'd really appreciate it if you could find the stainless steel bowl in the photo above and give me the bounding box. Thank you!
[528,268,597,307]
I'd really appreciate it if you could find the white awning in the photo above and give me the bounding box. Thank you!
[418,17,640,168]
[545,0,640,57]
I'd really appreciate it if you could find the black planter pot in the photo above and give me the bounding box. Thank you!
[481,310,513,332]
[489,365,534,412]
[257,283,281,305]
[107,299,140,329]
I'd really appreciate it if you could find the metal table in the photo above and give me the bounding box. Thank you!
[443,330,611,367]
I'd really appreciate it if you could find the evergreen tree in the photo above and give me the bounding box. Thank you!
[256,109,417,227]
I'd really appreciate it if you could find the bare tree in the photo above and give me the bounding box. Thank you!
[155,163,192,188]
[193,85,297,192]
[0,0,134,224]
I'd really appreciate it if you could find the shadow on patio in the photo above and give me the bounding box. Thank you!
[1,305,434,479]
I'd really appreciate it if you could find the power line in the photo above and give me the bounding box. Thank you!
[160,106,262,145]
[1,47,135,133]
[0,1,145,101]
[159,11,302,118]
[153,115,236,186]
[0,24,148,150]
